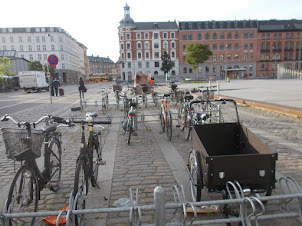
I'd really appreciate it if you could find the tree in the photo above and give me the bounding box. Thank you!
[185,43,213,80]
[0,57,13,76]
[160,50,174,76]
[44,64,56,77]
[28,61,43,71]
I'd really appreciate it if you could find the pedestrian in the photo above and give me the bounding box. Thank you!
[78,77,85,98]
[52,78,60,97]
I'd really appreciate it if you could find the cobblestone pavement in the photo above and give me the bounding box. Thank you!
[0,83,301,225]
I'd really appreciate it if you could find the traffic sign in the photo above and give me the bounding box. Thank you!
[48,54,59,66]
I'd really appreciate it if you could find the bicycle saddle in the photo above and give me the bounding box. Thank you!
[163,93,171,97]
[184,95,194,101]
[41,125,57,133]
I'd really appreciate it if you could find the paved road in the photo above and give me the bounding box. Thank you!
[0,80,301,225]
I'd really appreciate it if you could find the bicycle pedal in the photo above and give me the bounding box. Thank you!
[98,160,106,165]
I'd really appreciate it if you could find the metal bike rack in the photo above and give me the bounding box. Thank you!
[1,177,302,226]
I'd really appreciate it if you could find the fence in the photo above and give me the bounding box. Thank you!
[1,177,302,225]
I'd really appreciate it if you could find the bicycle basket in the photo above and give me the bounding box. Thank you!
[1,128,44,161]
[113,85,122,92]
[202,90,214,100]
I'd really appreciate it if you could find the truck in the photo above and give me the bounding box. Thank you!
[18,71,49,92]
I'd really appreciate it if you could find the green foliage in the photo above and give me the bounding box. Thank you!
[160,50,174,75]
[0,57,13,76]
[28,61,43,71]
[185,43,213,80]
[44,64,56,77]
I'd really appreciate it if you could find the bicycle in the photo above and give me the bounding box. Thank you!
[159,94,173,141]
[98,88,109,113]
[0,114,68,225]
[113,85,122,109]
[70,112,111,225]
[122,99,138,145]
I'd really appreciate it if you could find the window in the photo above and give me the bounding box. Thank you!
[220,43,224,50]
[189,68,193,73]
[171,32,175,39]
[127,43,131,49]
[235,33,239,39]
[250,43,253,50]
[188,33,192,40]
[37,45,40,51]
[163,32,168,39]
[171,41,175,48]
[235,43,239,50]
[10,45,14,50]
[138,62,142,68]
[121,53,124,59]
[289,42,293,50]
[183,67,187,73]
[227,54,231,60]
[50,36,54,42]
[145,52,149,59]
[120,34,123,40]
[44,54,47,60]
[266,42,270,50]
[163,41,168,50]
[154,52,159,58]
[42,36,45,42]
[145,33,149,39]
[284,42,288,50]
[213,55,217,61]
[127,52,131,59]
[128,62,131,68]
[154,33,159,39]
[28,36,32,42]
[213,43,217,50]
[262,33,266,39]
[278,42,282,50]
[61,54,64,60]
[2,46,6,50]
[284,53,288,60]
[36,36,40,42]
[136,33,141,40]
[38,54,41,60]
[137,42,141,49]
[279,33,282,39]
[183,34,187,40]
[18,36,22,42]
[155,62,159,67]
[244,32,248,39]
[289,52,293,60]
[244,43,248,50]
[183,45,186,51]
[267,33,270,39]
[121,43,124,49]
[1,37,5,43]
[126,33,130,39]
[260,54,265,60]
[43,45,46,51]
[250,32,254,39]
[29,45,32,51]
[235,54,239,60]
[286,33,289,39]
[154,42,159,48]
[206,66,209,72]
[213,66,217,72]
[51,45,55,50]
[30,54,33,60]
[138,52,142,59]
[220,33,225,39]
[220,54,224,61]
[10,36,14,43]
[250,54,253,60]
[227,44,231,50]
[213,33,217,39]
[198,33,202,40]
[20,45,23,51]
[144,42,149,49]
[244,53,248,60]
[171,51,175,57]
[146,62,149,68]
[206,33,209,40]
[62,64,65,69]
[227,32,232,39]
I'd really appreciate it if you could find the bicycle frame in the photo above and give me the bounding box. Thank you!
[161,98,170,127]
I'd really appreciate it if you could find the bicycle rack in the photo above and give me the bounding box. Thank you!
[1,177,302,225]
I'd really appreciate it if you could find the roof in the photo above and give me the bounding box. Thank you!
[0,50,18,58]
[258,20,302,31]
[133,22,178,30]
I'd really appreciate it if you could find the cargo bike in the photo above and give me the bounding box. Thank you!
[186,99,278,218]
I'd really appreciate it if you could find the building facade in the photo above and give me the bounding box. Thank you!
[118,4,302,81]
[118,3,179,82]
[88,55,115,75]
[0,27,87,84]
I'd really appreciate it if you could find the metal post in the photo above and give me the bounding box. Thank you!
[47,65,52,104]
[154,186,166,226]
[217,81,220,95]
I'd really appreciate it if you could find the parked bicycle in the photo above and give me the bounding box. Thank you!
[70,112,111,225]
[177,93,194,139]
[122,99,138,145]
[0,114,69,225]
[159,94,173,141]
[98,88,109,113]
[112,85,122,109]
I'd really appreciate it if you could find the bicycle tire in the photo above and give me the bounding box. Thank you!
[127,118,132,145]
[145,96,148,108]
[184,110,191,141]
[7,166,39,226]
[48,137,62,192]
[73,158,88,226]
[188,151,202,202]
[92,133,101,183]
[166,111,172,141]
[159,108,165,132]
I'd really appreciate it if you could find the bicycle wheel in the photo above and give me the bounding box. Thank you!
[73,158,88,226]
[166,111,172,141]
[92,133,102,183]
[184,110,191,141]
[177,104,185,129]
[127,118,133,145]
[188,150,203,202]
[159,108,165,132]
[7,166,39,226]
[48,137,62,192]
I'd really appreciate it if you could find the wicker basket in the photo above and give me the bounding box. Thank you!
[1,128,44,161]
[202,90,214,100]
[113,85,122,92]
[175,91,184,103]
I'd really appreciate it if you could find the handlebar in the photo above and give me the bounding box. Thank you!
[1,114,50,127]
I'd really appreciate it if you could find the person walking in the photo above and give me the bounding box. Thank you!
[78,77,85,98]
[52,78,60,97]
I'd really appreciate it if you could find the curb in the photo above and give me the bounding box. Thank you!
[215,94,302,118]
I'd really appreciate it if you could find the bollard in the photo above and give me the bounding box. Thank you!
[154,186,166,226]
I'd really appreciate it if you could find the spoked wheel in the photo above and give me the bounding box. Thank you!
[48,137,62,192]
[166,111,172,141]
[159,109,165,133]
[127,118,133,145]
[184,110,191,141]
[92,133,102,183]
[188,150,203,202]
[73,158,88,226]
[7,166,39,226]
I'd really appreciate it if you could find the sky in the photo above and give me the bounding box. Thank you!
[1,0,302,62]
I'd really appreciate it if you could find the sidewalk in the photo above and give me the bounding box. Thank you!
[176,79,302,117]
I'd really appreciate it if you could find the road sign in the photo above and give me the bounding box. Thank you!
[48,54,59,66]
[47,72,51,77]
